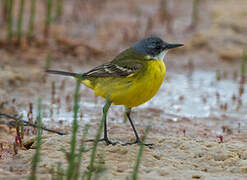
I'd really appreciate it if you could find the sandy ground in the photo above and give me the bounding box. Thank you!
[1,0,247,179]
[2,133,247,180]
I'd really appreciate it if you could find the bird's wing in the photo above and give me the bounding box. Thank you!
[83,48,144,78]
[82,62,142,77]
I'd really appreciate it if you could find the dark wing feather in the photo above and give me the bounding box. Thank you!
[82,62,142,77]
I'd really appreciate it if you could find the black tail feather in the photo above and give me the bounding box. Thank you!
[46,70,80,77]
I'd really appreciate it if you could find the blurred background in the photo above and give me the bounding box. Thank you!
[0,0,247,144]
[0,0,245,64]
[1,0,247,179]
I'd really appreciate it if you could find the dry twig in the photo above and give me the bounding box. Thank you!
[0,113,66,135]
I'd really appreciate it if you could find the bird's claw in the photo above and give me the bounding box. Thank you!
[121,139,153,148]
[99,137,118,146]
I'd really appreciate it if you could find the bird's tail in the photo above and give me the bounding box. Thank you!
[46,70,80,77]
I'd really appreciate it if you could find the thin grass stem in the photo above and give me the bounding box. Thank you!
[66,75,82,180]
[45,53,51,70]
[20,121,24,139]
[7,0,14,43]
[241,49,246,78]
[44,0,53,38]
[17,0,25,44]
[28,97,43,180]
[216,70,221,81]
[55,0,63,21]
[56,162,64,180]
[191,0,200,28]
[87,96,111,180]
[2,0,8,23]
[28,0,36,39]
[131,125,151,180]
[74,124,90,180]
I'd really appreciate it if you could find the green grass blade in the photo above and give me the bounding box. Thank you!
[45,53,51,70]
[241,49,247,77]
[55,0,63,21]
[56,162,64,180]
[94,154,106,180]
[2,0,9,23]
[87,96,111,180]
[17,0,25,44]
[20,121,24,139]
[44,0,53,38]
[50,166,56,180]
[191,0,200,28]
[66,75,82,180]
[28,0,36,39]
[28,97,43,180]
[7,0,14,42]
[74,124,90,180]
[131,125,151,180]
[216,69,221,81]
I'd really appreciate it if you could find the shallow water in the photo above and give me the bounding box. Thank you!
[150,70,247,118]
[145,70,247,134]
[18,70,247,135]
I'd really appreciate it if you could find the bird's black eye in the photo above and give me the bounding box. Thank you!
[155,45,161,50]
[155,42,163,50]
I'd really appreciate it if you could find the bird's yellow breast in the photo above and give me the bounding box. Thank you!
[82,60,166,108]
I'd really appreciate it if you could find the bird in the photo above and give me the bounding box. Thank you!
[46,36,183,146]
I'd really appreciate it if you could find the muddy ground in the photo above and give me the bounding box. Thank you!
[1,0,247,179]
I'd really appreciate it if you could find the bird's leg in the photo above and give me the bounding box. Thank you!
[123,108,153,148]
[125,108,140,142]
[98,99,118,145]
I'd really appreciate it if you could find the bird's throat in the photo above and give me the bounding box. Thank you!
[156,50,167,61]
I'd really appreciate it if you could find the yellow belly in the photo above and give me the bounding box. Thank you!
[82,60,166,108]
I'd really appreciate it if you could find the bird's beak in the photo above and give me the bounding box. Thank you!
[166,43,184,49]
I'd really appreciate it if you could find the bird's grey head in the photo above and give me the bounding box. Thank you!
[132,36,183,60]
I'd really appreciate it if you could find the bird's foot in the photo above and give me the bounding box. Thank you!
[122,139,153,148]
[99,137,118,146]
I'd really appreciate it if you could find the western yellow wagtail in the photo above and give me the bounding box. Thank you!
[46,36,183,146]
